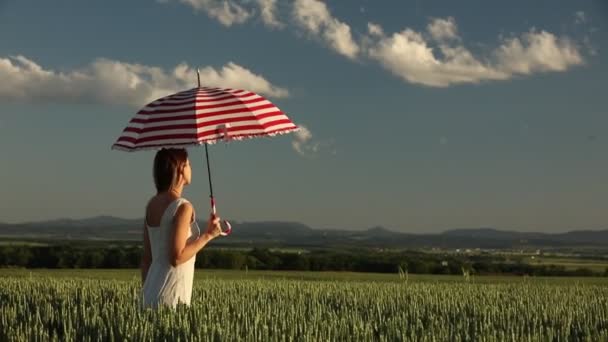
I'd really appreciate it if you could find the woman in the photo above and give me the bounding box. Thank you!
[141,148,222,308]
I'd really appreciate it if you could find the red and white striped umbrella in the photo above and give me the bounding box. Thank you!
[111,86,298,151]
[111,81,299,236]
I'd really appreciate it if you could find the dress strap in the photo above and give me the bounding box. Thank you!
[169,197,191,219]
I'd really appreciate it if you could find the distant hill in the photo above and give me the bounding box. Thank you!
[0,217,607,249]
[441,228,608,247]
[0,216,143,241]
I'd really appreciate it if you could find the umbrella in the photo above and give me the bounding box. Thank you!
[111,70,299,235]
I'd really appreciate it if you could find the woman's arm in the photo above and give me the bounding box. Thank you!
[170,203,220,267]
[141,220,152,283]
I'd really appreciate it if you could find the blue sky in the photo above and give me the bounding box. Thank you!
[0,0,606,232]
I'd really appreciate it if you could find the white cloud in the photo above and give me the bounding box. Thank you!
[367,22,383,37]
[293,0,359,59]
[291,124,333,157]
[292,124,312,156]
[494,29,583,74]
[0,55,289,107]
[427,17,458,41]
[161,0,587,88]
[367,28,508,87]
[256,0,283,28]
[365,19,584,87]
[195,62,289,97]
[170,0,283,28]
[177,0,252,27]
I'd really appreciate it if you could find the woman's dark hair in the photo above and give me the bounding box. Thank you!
[153,148,189,193]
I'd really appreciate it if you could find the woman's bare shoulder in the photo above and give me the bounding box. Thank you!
[146,195,160,211]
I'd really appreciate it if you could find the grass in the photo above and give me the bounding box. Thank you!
[1,269,607,340]
[525,256,608,273]
[0,240,50,246]
[2,268,608,285]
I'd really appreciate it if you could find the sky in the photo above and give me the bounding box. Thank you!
[0,0,606,233]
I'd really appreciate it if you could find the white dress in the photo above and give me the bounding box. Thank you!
[142,197,201,309]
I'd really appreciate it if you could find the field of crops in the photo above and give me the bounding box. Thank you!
[1,270,607,341]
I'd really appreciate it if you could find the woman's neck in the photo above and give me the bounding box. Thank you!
[165,186,183,197]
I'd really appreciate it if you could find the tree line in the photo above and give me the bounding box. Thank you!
[0,244,606,277]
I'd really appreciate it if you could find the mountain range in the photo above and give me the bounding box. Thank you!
[1,216,607,249]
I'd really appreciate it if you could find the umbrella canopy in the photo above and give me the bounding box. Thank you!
[112,86,298,151]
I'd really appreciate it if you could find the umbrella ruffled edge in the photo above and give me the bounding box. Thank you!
[111,126,301,152]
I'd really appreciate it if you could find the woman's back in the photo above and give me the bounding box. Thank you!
[142,197,200,308]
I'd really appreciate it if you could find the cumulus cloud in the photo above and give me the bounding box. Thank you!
[292,0,359,59]
[291,124,334,157]
[427,17,458,42]
[367,22,384,37]
[494,29,583,74]
[177,0,252,27]
[367,28,508,87]
[256,0,283,28]
[163,0,587,88]
[168,0,284,29]
[0,55,289,107]
[289,6,583,86]
[292,124,313,156]
[365,18,585,87]
[194,62,289,97]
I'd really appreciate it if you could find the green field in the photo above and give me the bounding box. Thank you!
[3,268,608,284]
[1,269,607,341]
[525,256,608,273]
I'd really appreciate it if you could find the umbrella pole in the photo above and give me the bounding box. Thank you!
[199,69,216,215]
[197,72,232,236]
[204,142,216,216]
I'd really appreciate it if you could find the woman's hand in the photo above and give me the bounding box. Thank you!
[204,213,222,239]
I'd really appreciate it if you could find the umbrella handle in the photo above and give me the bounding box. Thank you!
[219,220,232,236]
[211,197,232,236]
